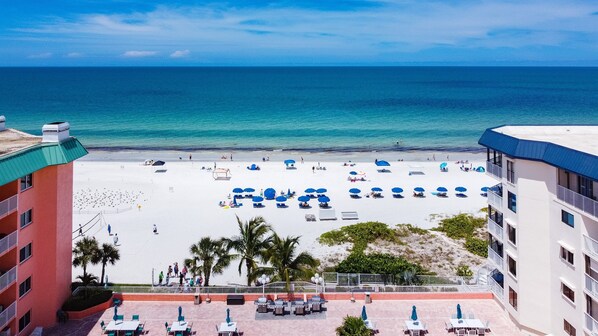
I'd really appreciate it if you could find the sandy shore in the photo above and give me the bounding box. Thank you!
[73,155,492,285]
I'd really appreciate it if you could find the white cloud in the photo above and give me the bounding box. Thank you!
[66,52,83,58]
[27,52,52,59]
[170,49,190,58]
[122,50,157,57]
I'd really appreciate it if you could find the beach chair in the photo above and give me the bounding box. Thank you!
[132,314,139,321]
[186,322,193,334]
[455,329,466,335]
[410,330,421,336]
[467,330,478,335]
[165,322,171,334]
[484,321,491,332]
[124,332,134,336]
[115,315,124,321]
[137,322,145,334]
[477,328,485,335]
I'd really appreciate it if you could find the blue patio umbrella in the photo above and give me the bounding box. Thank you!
[437,187,448,192]
[113,305,118,321]
[226,308,231,324]
[371,187,383,192]
[414,187,425,192]
[252,196,264,202]
[298,196,310,202]
[391,187,403,193]
[349,188,361,194]
[244,187,255,193]
[411,305,418,321]
[457,304,462,319]
[361,305,368,321]
[455,186,467,192]
[481,187,489,192]
[375,160,390,167]
[318,196,330,203]
[264,188,276,199]
[178,306,182,319]
[305,188,316,193]
[349,171,358,175]
[284,159,295,166]
[316,188,327,194]
[232,188,244,194]
[276,196,287,202]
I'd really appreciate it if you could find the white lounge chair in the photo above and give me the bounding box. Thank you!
[341,211,358,220]
[319,209,337,221]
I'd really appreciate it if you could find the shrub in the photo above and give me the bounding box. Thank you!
[396,224,428,236]
[434,214,486,239]
[62,289,113,311]
[336,316,371,336]
[336,252,425,277]
[319,221,398,253]
[465,237,488,257]
[456,264,473,277]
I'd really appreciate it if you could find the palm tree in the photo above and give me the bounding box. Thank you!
[93,243,120,285]
[225,216,272,286]
[263,234,318,289]
[185,237,233,286]
[72,236,100,284]
[336,316,371,336]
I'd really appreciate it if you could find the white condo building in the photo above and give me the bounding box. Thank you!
[479,126,598,336]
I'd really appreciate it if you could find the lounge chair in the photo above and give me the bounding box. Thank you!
[484,321,491,332]
[132,315,139,321]
[274,305,285,316]
[294,303,306,315]
[410,330,420,336]
[341,211,359,220]
[311,302,321,312]
[478,328,485,335]
[445,321,453,332]
[319,209,337,221]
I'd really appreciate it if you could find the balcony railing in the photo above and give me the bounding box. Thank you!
[488,188,503,209]
[0,195,17,220]
[557,185,598,219]
[488,218,503,241]
[0,302,16,330]
[584,235,598,259]
[488,247,504,270]
[586,274,598,301]
[586,313,598,334]
[0,231,17,257]
[486,161,502,179]
[0,266,16,294]
[487,275,504,300]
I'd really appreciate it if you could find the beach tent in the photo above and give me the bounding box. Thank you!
[440,162,448,172]
[212,168,231,180]
[247,164,259,171]
[264,188,276,200]
[475,166,485,172]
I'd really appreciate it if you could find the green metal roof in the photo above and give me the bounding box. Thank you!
[0,137,88,187]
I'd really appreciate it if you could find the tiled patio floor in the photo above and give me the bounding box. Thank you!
[45,299,521,336]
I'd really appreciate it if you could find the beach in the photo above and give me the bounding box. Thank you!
[73,152,493,285]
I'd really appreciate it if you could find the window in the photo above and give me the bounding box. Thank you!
[508,255,517,277]
[20,209,32,228]
[560,247,574,265]
[506,160,515,183]
[564,319,576,336]
[507,192,517,213]
[19,277,31,297]
[578,175,594,198]
[562,283,575,303]
[20,174,32,191]
[508,287,518,310]
[561,210,574,228]
[19,243,32,263]
[507,224,516,245]
[18,310,31,332]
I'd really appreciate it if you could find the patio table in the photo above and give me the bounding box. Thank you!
[219,322,237,334]
[450,319,485,329]
[170,321,189,332]
[404,320,425,331]
[106,320,140,335]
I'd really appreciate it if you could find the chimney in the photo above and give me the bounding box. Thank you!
[42,122,70,143]
[0,115,5,131]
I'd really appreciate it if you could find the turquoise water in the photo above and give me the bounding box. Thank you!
[1,67,597,152]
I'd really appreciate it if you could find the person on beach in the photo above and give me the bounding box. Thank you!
[230,154,233,161]
[168,265,173,278]
[301,157,304,164]
[153,224,158,234]
[113,233,119,245]
[174,262,179,277]
[214,162,216,169]
[79,224,83,237]
[198,275,203,287]
[159,271,164,285]
[312,166,315,173]
[107,224,112,236]
[189,154,192,160]
[179,272,184,285]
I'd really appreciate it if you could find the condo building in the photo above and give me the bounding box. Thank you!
[0,116,86,335]
[479,125,598,336]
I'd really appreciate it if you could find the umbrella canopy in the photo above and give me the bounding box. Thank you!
[178,306,182,319]
[113,305,118,321]
[226,308,231,324]
[375,160,390,167]
[437,187,448,192]
[244,187,255,193]
[252,196,264,202]
[349,171,358,175]
[318,196,331,203]
[361,305,368,321]
[414,187,425,192]
[298,196,310,202]
[276,196,287,202]
[371,187,383,192]
[152,160,165,166]
[440,162,448,169]
[349,188,361,194]
[316,188,327,194]
[411,305,418,321]
[264,188,276,199]
[455,186,467,192]
[481,187,489,192]
[391,187,404,193]
[284,159,296,165]
[457,304,462,319]
[232,188,244,194]
[305,188,316,193]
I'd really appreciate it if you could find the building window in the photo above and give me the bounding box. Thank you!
[508,287,518,310]
[508,255,517,277]
[20,209,33,228]
[19,277,31,297]
[507,224,516,246]
[564,319,576,336]
[20,174,33,191]
[506,160,515,183]
[507,192,517,213]
[578,175,594,198]
[19,243,32,263]
[561,210,574,227]
[560,247,574,266]
[18,310,31,332]
[562,283,575,303]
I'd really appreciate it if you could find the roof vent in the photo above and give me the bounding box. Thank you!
[0,115,5,131]
[42,122,70,143]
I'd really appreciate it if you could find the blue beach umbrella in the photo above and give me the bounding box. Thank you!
[298,195,310,202]
[226,308,231,324]
[276,196,287,202]
[481,187,489,192]
[349,171,358,175]
[264,188,276,199]
[414,187,425,192]
[305,188,316,193]
[232,188,244,194]
[411,305,418,321]
[361,305,368,321]
[316,188,327,194]
[456,304,462,319]
[244,187,255,193]
[178,306,182,319]
[375,160,390,167]
[392,187,403,193]
[284,159,295,165]
[349,188,361,194]
[318,196,330,203]
[252,196,264,203]
[437,187,448,192]
[455,186,467,193]
[371,187,383,192]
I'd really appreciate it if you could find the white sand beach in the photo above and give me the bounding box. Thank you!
[72,156,493,285]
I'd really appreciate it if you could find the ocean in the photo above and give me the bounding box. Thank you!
[1,67,597,152]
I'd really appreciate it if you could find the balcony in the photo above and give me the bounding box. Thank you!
[486,161,502,179]
[0,302,15,330]
[487,275,504,300]
[488,189,503,209]
[586,313,598,335]
[557,185,598,219]
[488,218,503,241]
[584,235,598,260]
[0,195,17,220]
[488,247,504,271]
[0,266,16,294]
[586,274,598,301]
[0,231,17,257]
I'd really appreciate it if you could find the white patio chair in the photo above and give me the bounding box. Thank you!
[467,329,478,335]
[455,329,466,335]
[478,328,486,335]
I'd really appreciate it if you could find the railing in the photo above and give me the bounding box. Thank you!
[584,235,598,259]
[586,274,598,301]
[487,185,503,209]
[322,273,471,286]
[0,266,16,293]
[0,328,10,336]
[0,302,16,330]
[488,247,504,270]
[0,231,17,257]
[0,195,17,220]
[486,161,502,179]
[586,313,598,334]
[488,218,503,241]
[557,185,598,219]
[487,275,504,300]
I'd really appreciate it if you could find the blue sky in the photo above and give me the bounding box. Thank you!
[1,0,597,65]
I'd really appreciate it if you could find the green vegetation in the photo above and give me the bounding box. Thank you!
[62,289,113,311]
[185,237,233,286]
[72,237,120,286]
[465,237,488,258]
[336,316,371,336]
[396,223,429,236]
[261,234,319,289]
[319,221,399,253]
[456,265,473,277]
[433,214,486,239]
[336,252,424,276]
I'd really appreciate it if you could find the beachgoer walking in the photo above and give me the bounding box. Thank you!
[260,189,263,197]
[113,233,119,245]
[174,262,179,277]
[189,154,192,160]
[230,154,233,161]
[179,273,184,285]
[79,224,83,237]
[312,166,315,173]
[301,156,304,164]
[107,224,112,235]
[214,162,216,169]
[153,224,158,234]
[182,266,188,277]
[159,271,164,285]
[168,265,173,278]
